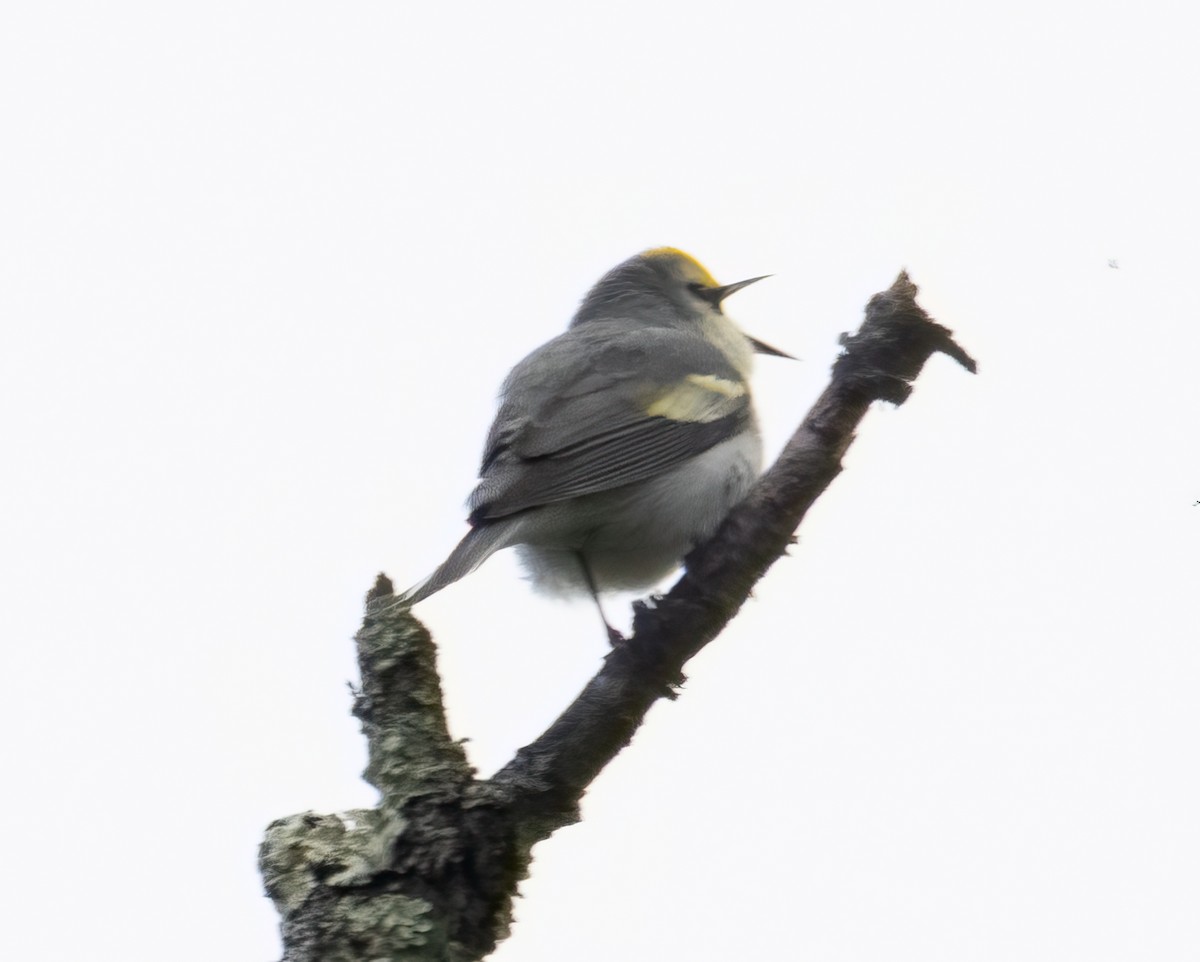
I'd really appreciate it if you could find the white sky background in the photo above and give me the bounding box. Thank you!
[2,1,1197,959]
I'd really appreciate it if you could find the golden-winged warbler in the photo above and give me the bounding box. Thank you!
[399,247,790,639]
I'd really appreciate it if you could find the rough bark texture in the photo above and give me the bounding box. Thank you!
[259,272,976,961]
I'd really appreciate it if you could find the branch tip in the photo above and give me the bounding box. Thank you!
[366,572,395,605]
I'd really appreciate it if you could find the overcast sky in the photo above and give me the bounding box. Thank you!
[2,2,1198,960]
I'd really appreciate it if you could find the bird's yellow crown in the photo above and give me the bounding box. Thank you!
[642,247,720,288]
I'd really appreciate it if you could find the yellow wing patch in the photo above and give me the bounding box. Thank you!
[644,373,746,423]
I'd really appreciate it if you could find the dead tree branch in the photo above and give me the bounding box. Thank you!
[259,272,976,961]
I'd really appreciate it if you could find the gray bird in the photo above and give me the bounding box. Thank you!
[399,247,790,640]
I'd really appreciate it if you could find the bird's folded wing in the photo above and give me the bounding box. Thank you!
[469,325,751,521]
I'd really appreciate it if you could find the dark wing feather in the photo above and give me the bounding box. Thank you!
[469,323,750,521]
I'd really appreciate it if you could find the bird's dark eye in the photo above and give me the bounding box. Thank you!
[688,282,723,307]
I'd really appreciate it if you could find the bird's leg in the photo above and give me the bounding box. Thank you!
[576,552,625,646]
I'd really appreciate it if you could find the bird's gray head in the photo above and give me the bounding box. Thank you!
[569,247,790,359]
[570,247,756,328]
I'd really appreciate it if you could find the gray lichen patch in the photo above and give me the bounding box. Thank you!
[259,809,402,911]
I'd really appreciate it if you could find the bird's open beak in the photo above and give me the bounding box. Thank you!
[702,274,795,359]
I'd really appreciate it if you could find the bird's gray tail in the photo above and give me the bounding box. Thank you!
[395,522,516,607]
